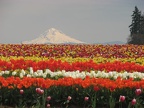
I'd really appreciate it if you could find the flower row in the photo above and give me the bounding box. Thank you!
[1,56,144,65]
[1,68,144,80]
[0,78,143,107]
[0,76,144,90]
[0,58,144,72]
[0,44,144,58]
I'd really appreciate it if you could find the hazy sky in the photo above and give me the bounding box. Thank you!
[0,0,144,44]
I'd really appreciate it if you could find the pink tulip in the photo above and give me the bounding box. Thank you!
[119,95,125,102]
[36,88,41,94]
[135,89,142,96]
[39,89,44,95]
[47,96,51,101]
[131,98,136,105]
[20,89,24,95]
[36,88,44,95]
[47,104,50,108]
[84,97,89,101]
[67,96,72,100]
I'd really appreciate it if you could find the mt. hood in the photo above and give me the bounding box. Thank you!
[22,28,84,44]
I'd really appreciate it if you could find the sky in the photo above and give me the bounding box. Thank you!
[0,0,144,44]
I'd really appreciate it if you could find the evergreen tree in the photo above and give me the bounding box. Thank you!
[140,14,144,34]
[129,6,141,34]
[127,6,144,45]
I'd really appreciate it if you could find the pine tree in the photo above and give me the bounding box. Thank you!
[140,14,144,34]
[127,6,144,45]
[129,6,141,34]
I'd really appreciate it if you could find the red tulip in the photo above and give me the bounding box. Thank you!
[94,86,100,91]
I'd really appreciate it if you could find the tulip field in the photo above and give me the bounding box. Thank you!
[0,44,144,108]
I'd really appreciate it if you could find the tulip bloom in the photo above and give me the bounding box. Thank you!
[39,89,44,95]
[131,98,136,105]
[119,95,125,102]
[84,97,89,101]
[94,86,100,91]
[20,89,24,95]
[47,104,50,108]
[135,89,142,96]
[67,96,72,100]
[36,88,44,95]
[47,96,51,101]
[36,88,41,94]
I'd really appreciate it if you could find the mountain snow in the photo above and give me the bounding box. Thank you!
[22,28,84,44]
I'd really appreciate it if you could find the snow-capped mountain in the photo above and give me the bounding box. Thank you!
[22,28,84,44]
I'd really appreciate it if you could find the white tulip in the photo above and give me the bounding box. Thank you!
[37,70,43,76]
[0,72,2,76]
[113,75,118,80]
[108,72,113,77]
[27,74,31,77]
[33,72,38,77]
[21,69,26,75]
[30,67,33,74]
[43,74,47,78]
[1,71,4,75]
[20,73,24,78]
[12,71,17,76]
[4,70,10,74]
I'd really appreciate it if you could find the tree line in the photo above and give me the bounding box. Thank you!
[127,6,144,45]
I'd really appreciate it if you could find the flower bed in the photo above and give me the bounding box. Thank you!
[0,44,144,108]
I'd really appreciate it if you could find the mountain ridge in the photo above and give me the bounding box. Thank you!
[22,28,125,45]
